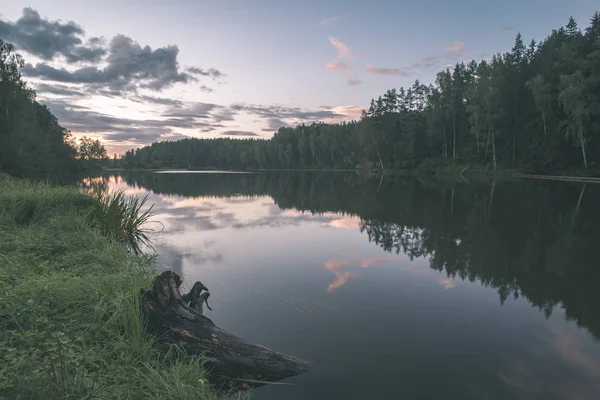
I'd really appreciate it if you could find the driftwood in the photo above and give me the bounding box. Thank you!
[141,271,308,387]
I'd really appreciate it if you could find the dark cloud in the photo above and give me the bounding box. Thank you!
[22,34,195,91]
[201,126,221,132]
[261,118,288,132]
[230,213,338,229]
[231,103,343,120]
[5,8,224,94]
[212,109,236,122]
[40,99,224,144]
[231,103,349,133]
[410,56,441,70]
[0,7,107,63]
[35,83,86,97]
[131,95,184,107]
[107,131,172,143]
[186,67,224,79]
[220,130,259,137]
[501,26,515,31]
[162,102,220,119]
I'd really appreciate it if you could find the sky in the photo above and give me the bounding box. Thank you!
[2,0,599,154]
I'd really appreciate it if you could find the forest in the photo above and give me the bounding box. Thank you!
[3,13,600,177]
[123,13,600,174]
[0,40,107,179]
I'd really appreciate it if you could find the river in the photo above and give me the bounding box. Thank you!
[93,171,600,399]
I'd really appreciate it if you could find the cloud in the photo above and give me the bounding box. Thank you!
[326,61,350,71]
[327,105,364,120]
[327,271,356,292]
[212,109,237,122]
[448,41,466,54]
[323,254,402,292]
[220,130,259,137]
[238,102,362,131]
[230,212,338,230]
[162,102,220,119]
[3,9,224,102]
[231,103,345,121]
[131,95,184,107]
[34,83,86,97]
[239,104,363,131]
[325,216,361,229]
[347,78,362,86]
[500,26,515,31]
[22,34,197,91]
[107,131,187,143]
[365,64,411,76]
[328,37,354,60]
[40,99,227,145]
[261,118,288,132]
[201,126,224,132]
[439,277,455,289]
[186,67,224,79]
[408,44,468,72]
[0,7,106,63]
[410,56,441,70]
[320,13,352,25]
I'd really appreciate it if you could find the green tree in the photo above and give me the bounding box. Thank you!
[526,74,553,140]
[558,71,590,168]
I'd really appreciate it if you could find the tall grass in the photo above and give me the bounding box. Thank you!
[91,189,156,255]
[0,178,219,399]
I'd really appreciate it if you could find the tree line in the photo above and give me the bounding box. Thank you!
[0,39,107,179]
[123,13,600,173]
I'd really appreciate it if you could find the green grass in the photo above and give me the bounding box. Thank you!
[0,178,220,399]
[91,189,157,255]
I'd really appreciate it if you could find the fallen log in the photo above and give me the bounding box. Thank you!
[141,271,308,387]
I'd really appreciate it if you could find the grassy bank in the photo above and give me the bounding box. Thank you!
[0,179,217,399]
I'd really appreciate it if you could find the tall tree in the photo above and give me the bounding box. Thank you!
[526,74,553,140]
[558,71,590,168]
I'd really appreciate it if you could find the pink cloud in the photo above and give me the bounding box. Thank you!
[347,78,362,86]
[327,271,356,292]
[324,105,365,122]
[328,36,354,60]
[365,64,411,76]
[325,216,361,229]
[439,277,455,289]
[323,255,402,292]
[326,61,350,71]
[324,259,349,270]
[448,41,466,54]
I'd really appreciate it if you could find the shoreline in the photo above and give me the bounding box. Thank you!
[0,178,217,399]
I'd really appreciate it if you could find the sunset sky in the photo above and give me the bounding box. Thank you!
[2,0,598,154]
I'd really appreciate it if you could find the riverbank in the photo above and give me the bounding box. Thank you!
[0,179,216,399]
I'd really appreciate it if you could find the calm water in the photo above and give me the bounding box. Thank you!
[95,171,600,399]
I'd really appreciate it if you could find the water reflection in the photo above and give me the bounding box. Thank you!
[324,251,404,292]
[90,171,600,399]
[97,171,600,339]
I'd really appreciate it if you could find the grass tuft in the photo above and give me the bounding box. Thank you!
[91,189,157,255]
